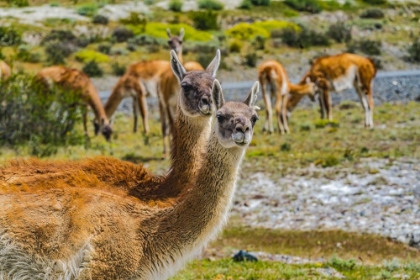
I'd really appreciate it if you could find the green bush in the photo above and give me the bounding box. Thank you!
[75,49,109,63]
[119,12,148,26]
[198,0,224,10]
[5,0,29,7]
[97,44,112,55]
[127,35,167,47]
[229,39,243,53]
[284,0,321,14]
[327,256,356,271]
[226,23,270,40]
[183,41,219,54]
[92,14,109,25]
[112,26,134,42]
[407,39,420,63]
[111,62,126,76]
[16,45,41,63]
[251,0,270,6]
[0,74,85,156]
[281,27,330,48]
[253,20,300,33]
[189,11,220,31]
[252,35,266,50]
[76,3,99,17]
[239,0,253,9]
[129,22,213,42]
[82,60,103,77]
[244,53,258,67]
[169,0,183,12]
[360,9,384,19]
[362,0,387,4]
[327,22,352,43]
[359,39,381,55]
[45,42,73,64]
[0,26,22,46]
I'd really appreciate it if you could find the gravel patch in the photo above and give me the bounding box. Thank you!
[232,159,420,248]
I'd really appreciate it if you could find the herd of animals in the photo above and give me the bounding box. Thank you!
[2,28,376,158]
[0,28,377,279]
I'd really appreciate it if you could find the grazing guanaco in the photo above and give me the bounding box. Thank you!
[0,60,11,81]
[300,53,377,127]
[0,53,259,280]
[36,66,113,140]
[258,60,316,134]
[104,28,188,135]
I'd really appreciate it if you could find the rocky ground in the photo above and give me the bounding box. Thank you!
[233,159,420,249]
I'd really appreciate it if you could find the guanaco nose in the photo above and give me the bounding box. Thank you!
[235,117,250,133]
[201,96,211,106]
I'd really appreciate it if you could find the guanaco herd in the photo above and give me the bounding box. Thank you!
[0,28,377,279]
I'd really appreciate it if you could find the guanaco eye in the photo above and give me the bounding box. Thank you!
[181,83,192,92]
[251,115,259,126]
[216,115,224,123]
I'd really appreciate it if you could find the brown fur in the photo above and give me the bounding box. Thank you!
[0,53,256,280]
[0,60,11,81]
[258,60,316,134]
[37,66,112,140]
[298,53,377,127]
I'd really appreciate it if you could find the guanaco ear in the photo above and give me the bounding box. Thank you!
[166,28,172,38]
[179,28,185,41]
[206,49,221,78]
[170,50,187,82]
[211,79,225,110]
[244,81,259,107]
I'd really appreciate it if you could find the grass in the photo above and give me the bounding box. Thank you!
[169,227,420,279]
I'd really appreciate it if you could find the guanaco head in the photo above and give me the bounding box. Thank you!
[166,28,184,55]
[211,80,259,148]
[170,49,221,118]
[94,118,113,141]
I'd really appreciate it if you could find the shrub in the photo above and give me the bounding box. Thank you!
[369,56,383,69]
[407,39,420,63]
[190,11,220,31]
[226,23,270,40]
[92,14,109,25]
[16,45,41,63]
[284,0,321,14]
[75,49,109,63]
[360,9,384,19]
[127,35,167,47]
[281,27,330,48]
[229,39,243,53]
[112,26,134,42]
[251,0,270,6]
[362,0,387,4]
[0,26,21,46]
[280,142,291,151]
[183,41,219,54]
[119,12,148,27]
[252,35,266,50]
[359,39,381,55]
[253,20,300,33]
[131,22,213,42]
[169,0,183,12]
[327,256,356,271]
[82,60,103,77]
[45,42,73,64]
[197,0,224,10]
[5,0,29,7]
[97,44,112,55]
[244,53,258,67]
[111,62,126,76]
[0,74,85,156]
[76,3,98,17]
[327,22,352,43]
[239,0,253,9]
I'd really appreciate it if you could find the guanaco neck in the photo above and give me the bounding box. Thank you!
[104,82,124,119]
[158,102,212,198]
[289,82,313,96]
[86,83,109,124]
[143,130,244,278]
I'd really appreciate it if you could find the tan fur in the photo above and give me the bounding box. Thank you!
[104,29,189,136]
[157,61,204,157]
[258,60,316,134]
[36,66,112,140]
[298,53,377,127]
[0,55,257,280]
[0,61,11,81]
